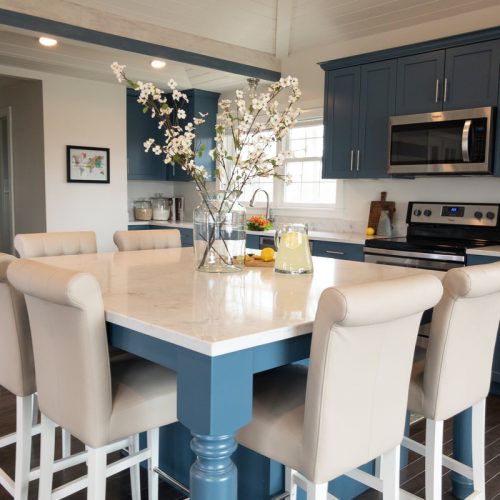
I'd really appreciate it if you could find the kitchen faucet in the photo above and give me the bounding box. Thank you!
[249,188,272,221]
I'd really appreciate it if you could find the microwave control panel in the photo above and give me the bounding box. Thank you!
[408,202,499,227]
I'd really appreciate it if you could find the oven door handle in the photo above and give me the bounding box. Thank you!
[462,119,472,162]
[363,247,465,263]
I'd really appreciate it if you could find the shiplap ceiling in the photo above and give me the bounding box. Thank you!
[0,25,255,92]
[70,0,500,56]
[0,0,499,91]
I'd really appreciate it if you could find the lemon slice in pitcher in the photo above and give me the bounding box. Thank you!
[281,231,301,250]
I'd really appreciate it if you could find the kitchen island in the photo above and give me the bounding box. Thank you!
[34,248,443,500]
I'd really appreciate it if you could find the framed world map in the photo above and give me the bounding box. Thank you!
[67,145,110,183]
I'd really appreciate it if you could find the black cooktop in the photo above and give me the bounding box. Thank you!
[364,236,499,255]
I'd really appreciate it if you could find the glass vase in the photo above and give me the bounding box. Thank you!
[193,190,246,273]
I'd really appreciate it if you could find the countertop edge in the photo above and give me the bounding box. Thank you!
[128,220,371,245]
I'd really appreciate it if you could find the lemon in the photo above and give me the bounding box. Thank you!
[366,227,375,236]
[261,247,275,262]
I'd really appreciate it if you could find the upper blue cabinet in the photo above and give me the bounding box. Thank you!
[167,89,220,182]
[323,60,396,179]
[396,40,500,115]
[127,89,168,180]
[395,51,445,114]
[127,88,220,181]
[320,28,500,179]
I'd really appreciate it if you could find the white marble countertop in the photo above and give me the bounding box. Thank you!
[35,248,442,356]
[128,220,372,245]
[467,245,500,257]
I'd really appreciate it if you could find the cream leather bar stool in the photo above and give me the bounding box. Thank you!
[8,259,178,500]
[0,254,89,500]
[113,229,181,251]
[14,231,97,258]
[403,262,500,500]
[13,231,97,458]
[237,274,443,500]
[0,253,37,500]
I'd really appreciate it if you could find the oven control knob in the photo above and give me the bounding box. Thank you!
[413,209,422,216]
[423,209,432,217]
[486,211,496,220]
[474,211,483,220]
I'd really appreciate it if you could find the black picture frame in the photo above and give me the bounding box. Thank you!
[66,145,110,183]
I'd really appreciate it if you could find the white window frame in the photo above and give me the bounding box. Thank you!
[220,110,343,218]
[240,110,343,218]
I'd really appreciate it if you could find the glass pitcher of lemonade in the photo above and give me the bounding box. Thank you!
[274,223,313,275]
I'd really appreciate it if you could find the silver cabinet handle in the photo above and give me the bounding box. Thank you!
[356,150,360,171]
[350,150,354,171]
[435,79,440,103]
[443,78,448,103]
[326,250,345,255]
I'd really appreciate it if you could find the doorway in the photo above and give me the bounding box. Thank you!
[0,106,14,254]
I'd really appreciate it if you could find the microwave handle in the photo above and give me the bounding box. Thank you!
[462,119,472,162]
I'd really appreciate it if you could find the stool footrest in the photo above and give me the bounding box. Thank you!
[402,436,473,480]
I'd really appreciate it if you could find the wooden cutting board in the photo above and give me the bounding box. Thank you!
[367,192,396,233]
[245,256,275,267]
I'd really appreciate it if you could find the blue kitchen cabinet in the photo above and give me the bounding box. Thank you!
[128,224,194,247]
[127,89,168,181]
[443,40,500,110]
[323,60,395,179]
[154,225,193,247]
[167,89,220,182]
[466,253,500,395]
[395,51,445,115]
[395,40,500,115]
[311,240,364,262]
[245,234,260,250]
[322,66,360,179]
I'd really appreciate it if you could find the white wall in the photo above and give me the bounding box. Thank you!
[0,64,128,251]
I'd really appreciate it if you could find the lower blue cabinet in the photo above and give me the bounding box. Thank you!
[466,253,500,395]
[311,240,364,261]
[128,225,193,247]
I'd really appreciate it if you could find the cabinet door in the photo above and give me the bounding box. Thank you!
[168,89,220,182]
[357,60,396,178]
[322,67,360,179]
[395,50,445,115]
[311,240,363,261]
[444,40,500,110]
[127,93,167,180]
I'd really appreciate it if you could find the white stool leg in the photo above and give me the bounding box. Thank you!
[472,399,486,500]
[61,428,71,458]
[374,456,382,479]
[87,446,106,500]
[381,445,400,500]
[425,418,443,500]
[147,428,159,500]
[129,434,141,500]
[285,466,298,500]
[14,395,33,500]
[306,481,328,500]
[31,394,38,426]
[38,414,56,500]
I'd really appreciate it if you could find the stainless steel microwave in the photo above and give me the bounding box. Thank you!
[388,107,495,175]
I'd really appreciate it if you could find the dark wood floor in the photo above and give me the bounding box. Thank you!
[0,386,499,499]
[357,394,500,500]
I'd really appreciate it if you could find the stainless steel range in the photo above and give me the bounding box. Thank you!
[364,202,500,271]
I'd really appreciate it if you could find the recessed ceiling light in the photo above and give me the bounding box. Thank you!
[151,59,166,69]
[39,37,58,47]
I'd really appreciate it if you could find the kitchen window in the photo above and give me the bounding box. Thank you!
[235,116,340,215]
